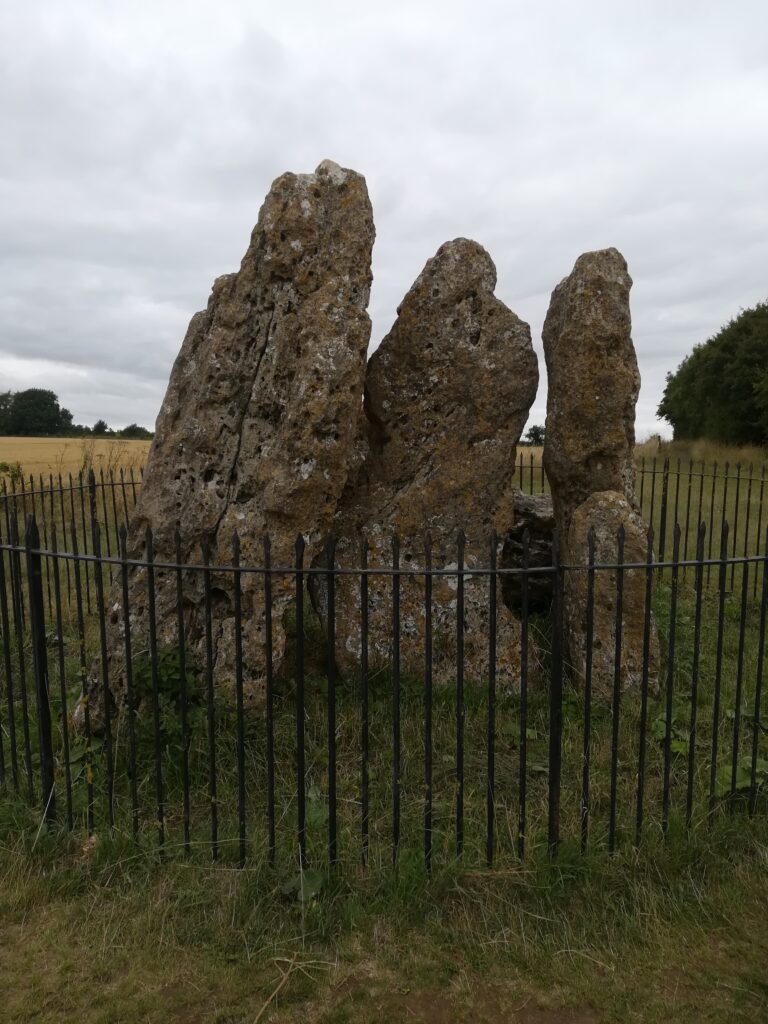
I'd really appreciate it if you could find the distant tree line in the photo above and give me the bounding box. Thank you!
[658,300,768,445]
[0,389,153,440]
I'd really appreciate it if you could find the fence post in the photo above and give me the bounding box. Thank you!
[658,457,670,561]
[548,533,564,857]
[25,516,56,824]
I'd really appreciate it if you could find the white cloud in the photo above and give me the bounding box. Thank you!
[1,0,767,436]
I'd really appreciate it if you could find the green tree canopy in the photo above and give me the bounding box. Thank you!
[2,389,72,436]
[120,423,153,439]
[657,300,768,444]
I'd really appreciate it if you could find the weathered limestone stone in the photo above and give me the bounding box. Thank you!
[542,248,658,694]
[500,489,554,614]
[88,160,374,721]
[317,239,539,688]
[565,492,659,697]
[542,248,639,539]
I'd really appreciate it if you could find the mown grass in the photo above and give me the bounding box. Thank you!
[1,441,768,1021]
[1,562,768,1021]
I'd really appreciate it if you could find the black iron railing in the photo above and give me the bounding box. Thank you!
[0,471,766,874]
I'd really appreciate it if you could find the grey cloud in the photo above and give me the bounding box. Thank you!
[1,0,767,436]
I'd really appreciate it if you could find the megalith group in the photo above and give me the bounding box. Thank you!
[87,160,657,725]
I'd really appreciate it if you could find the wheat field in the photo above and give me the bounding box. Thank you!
[0,436,151,480]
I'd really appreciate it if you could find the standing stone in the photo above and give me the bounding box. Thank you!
[565,492,659,694]
[542,248,658,696]
[543,248,639,536]
[317,239,539,688]
[88,161,375,722]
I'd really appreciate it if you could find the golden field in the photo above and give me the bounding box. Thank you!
[0,436,151,480]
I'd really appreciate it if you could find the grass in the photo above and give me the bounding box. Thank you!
[1,791,767,1021]
[1,566,768,1020]
[1,441,768,1021]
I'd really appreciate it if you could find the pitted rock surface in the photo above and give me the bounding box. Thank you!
[542,248,639,539]
[315,239,539,688]
[565,491,660,697]
[542,248,658,693]
[88,160,374,722]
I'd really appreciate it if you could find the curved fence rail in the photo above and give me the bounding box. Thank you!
[0,473,766,874]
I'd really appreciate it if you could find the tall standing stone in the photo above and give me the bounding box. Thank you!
[542,248,658,696]
[317,238,539,688]
[89,160,375,720]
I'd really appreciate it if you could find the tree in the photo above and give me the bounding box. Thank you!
[120,423,153,439]
[4,389,68,436]
[523,424,546,446]
[92,419,110,436]
[0,391,12,434]
[657,300,768,444]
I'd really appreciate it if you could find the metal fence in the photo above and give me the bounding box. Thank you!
[517,453,768,592]
[0,469,767,874]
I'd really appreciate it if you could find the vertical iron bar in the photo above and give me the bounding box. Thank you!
[119,468,130,528]
[50,525,73,829]
[707,521,729,828]
[518,529,530,862]
[730,539,750,797]
[649,458,658,555]
[0,522,19,789]
[175,527,191,856]
[233,532,246,867]
[145,527,165,855]
[99,469,112,566]
[25,516,56,823]
[754,466,766,599]
[683,460,693,564]
[109,471,121,553]
[91,520,115,828]
[658,457,670,561]
[672,459,682,554]
[38,476,52,617]
[731,463,741,590]
[661,525,681,837]
[685,523,706,827]
[10,512,33,801]
[635,526,654,846]
[424,534,433,874]
[57,474,71,603]
[742,466,754,593]
[608,526,625,853]
[119,526,139,844]
[548,533,563,857]
[707,462,718,586]
[486,532,496,868]
[391,533,401,865]
[295,534,307,868]
[78,471,91,612]
[360,538,369,867]
[749,526,768,816]
[455,530,465,859]
[263,535,275,865]
[325,535,337,868]
[638,456,646,516]
[201,534,218,860]
[580,528,596,853]
[70,521,94,833]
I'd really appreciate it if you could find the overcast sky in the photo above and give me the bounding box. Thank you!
[1,1,766,436]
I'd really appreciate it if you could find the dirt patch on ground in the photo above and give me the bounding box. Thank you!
[324,977,598,1024]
